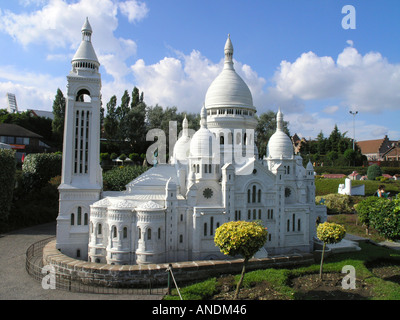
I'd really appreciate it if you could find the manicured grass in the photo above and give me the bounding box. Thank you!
[328,213,386,243]
[315,178,400,197]
[164,242,400,300]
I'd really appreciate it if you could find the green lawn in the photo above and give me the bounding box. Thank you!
[164,242,400,300]
[315,178,400,197]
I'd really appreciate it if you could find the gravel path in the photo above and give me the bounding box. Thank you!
[0,222,164,300]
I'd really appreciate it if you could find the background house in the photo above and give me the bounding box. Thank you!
[357,135,396,161]
[0,123,51,161]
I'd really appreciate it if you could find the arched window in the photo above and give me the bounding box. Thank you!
[292,214,296,232]
[84,213,88,225]
[138,227,141,239]
[147,228,152,240]
[112,226,117,238]
[179,235,183,243]
[252,185,256,203]
[247,189,251,203]
[204,223,207,236]
[76,88,91,102]
[77,207,82,225]
[123,227,128,238]
[258,189,261,203]
[98,223,102,235]
[253,209,256,220]
[70,213,75,226]
[220,135,224,145]
[210,217,214,235]
[158,228,161,239]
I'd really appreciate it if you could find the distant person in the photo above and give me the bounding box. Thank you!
[377,185,390,199]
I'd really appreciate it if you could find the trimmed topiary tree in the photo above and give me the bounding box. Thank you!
[214,220,268,299]
[316,222,346,280]
[367,164,382,181]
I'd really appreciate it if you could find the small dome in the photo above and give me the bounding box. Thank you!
[172,116,191,162]
[204,35,254,110]
[266,109,293,159]
[190,128,217,158]
[189,107,218,158]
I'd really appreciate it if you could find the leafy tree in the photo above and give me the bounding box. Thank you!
[316,131,326,155]
[126,87,147,153]
[116,90,131,141]
[0,149,16,223]
[51,88,66,148]
[343,148,357,166]
[316,222,346,279]
[104,95,118,140]
[326,150,338,166]
[214,221,268,299]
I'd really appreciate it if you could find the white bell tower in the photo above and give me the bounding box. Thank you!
[56,18,103,260]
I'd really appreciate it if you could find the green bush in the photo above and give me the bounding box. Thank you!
[356,197,400,241]
[315,194,353,214]
[103,165,148,191]
[100,153,110,162]
[371,198,400,241]
[0,149,16,222]
[367,164,382,181]
[22,153,62,191]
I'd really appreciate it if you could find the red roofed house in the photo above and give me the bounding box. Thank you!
[382,143,400,161]
[357,135,396,161]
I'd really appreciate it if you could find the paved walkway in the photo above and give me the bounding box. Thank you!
[0,222,164,300]
[345,233,400,250]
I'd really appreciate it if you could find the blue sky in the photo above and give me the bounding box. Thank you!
[1,0,400,142]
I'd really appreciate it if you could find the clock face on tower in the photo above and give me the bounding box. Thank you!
[203,188,213,199]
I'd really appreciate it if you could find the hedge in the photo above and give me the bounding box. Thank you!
[356,197,400,241]
[0,149,16,221]
[22,153,62,191]
[103,165,148,191]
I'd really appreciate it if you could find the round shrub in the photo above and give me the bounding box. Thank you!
[317,222,346,244]
[215,221,268,259]
[367,164,382,181]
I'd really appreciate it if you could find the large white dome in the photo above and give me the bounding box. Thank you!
[204,35,254,110]
[266,109,293,159]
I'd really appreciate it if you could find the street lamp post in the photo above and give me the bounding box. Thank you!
[349,110,358,150]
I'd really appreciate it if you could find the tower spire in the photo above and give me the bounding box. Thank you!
[224,34,234,69]
[81,17,93,41]
[276,107,283,131]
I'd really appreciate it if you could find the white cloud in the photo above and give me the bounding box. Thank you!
[0,65,65,111]
[322,105,339,114]
[0,0,148,82]
[131,49,268,113]
[270,46,400,114]
[119,0,149,23]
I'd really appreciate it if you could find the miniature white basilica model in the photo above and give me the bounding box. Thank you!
[56,19,327,265]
